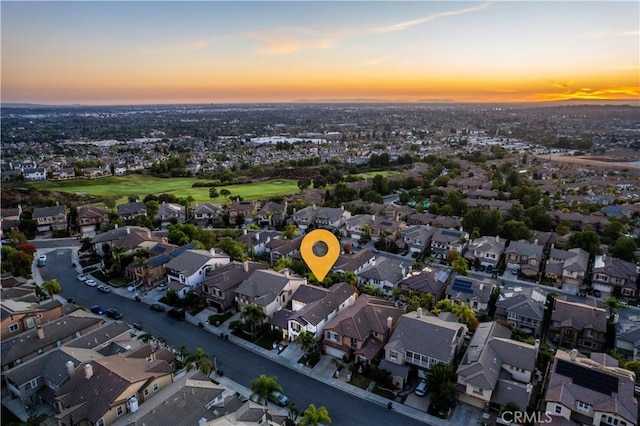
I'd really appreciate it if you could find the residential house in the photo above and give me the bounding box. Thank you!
[117,202,147,222]
[313,206,351,231]
[398,225,435,254]
[257,201,287,227]
[1,311,104,371]
[430,228,469,259]
[234,269,305,319]
[77,205,110,238]
[445,275,496,314]
[200,261,267,313]
[32,205,68,234]
[54,345,175,426]
[234,230,280,257]
[265,236,303,265]
[273,281,357,341]
[544,349,638,426]
[548,297,607,353]
[465,236,505,269]
[322,295,404,365]
[1,204,22,236]
[399,265,451,302]
[343,214,375,240]
[23,168,47,181]
[456,322,538,412]
[229,200,260,224]
[381,308,467,389]
[90,226,161,257]
[166,249,230,294]
[592,254,638,298]
[291,205,319,231]
[543,247,589,292]
[1,294,64,340]
[504,240,544,279]
[358,256,409,297]
[369,216,406,242]
[193,203,223,226]
[112,370,288,426]
[2,322,133,411]
[494,286,547,337]
[156,202,186,227]
[616,322,640,361]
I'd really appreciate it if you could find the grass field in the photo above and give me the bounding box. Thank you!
[20,175,300,204]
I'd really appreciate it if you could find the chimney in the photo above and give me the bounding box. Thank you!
[569,349,578,361]
[66,360,75,376]
[416,307,422,318]
[243,261,249,272]
[84,364,94,379]
[387,316,393,329]
[37,326,45,339]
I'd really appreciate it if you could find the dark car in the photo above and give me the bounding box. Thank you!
[105,308,123,319]
[167,307,185,320]
[150,303,166,312]
[90,305,104,315]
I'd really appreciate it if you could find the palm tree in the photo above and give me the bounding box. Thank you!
[240,303,266,339]
[185,347,210,372]
[299,404,331,426]
[295,331,318,358]
[250,374,283,405]
[41,279,61,299]
[111,244,126,272]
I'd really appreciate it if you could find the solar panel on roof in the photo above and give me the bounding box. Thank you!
[442,230,461,237]
[555,359,618,396]
[452,279,474,294]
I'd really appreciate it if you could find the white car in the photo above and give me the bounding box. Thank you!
[77,274,87,282]
[85,279,97,287]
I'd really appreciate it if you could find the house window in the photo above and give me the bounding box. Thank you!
[576,401,590,412]
[117,406,124,416]
[554,405,562,414]
[153,383,159,392]
[9,323,19,333]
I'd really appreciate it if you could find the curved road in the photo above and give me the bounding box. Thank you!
[40,248,424,426]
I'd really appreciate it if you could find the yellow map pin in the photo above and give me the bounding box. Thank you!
[300,229,341,282]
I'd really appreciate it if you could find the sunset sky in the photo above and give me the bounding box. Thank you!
[2,1,638,105]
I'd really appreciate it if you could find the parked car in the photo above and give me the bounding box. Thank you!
[270,391,290,406]
[90,305,104,315]
[85,279,97,287]
[167,307,185,320]
[150,303,166,312]
[105,308,123,319]
[97,285,111,293]
[77,274,87,281]
[415,379,428,396]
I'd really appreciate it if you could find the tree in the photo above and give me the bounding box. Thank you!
[295,331,318,358]
[209,187,219,200]
[41,279,62,299]
[299,404,332,426]
[611,237,637,262]
[250,374,283,405]
[241,303,266,339]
